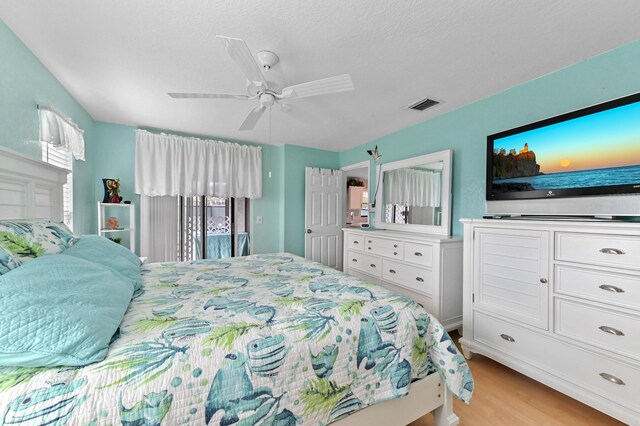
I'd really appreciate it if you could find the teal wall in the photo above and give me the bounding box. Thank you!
[92,122,138,248]
[282,145,339,256]
[0,19,96,234]
[339,40,640,235]
[86,122,337,256]
[255,143,286,254]
[0,17,322,255]
[4,15,640,251]
[89,122,290,255]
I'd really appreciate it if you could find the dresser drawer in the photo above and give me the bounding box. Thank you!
[363,237,403,259]
[346,234,364,251]
[555,298,640,361]
[474,311,640,411]
[556,232,640,271]
[369,246,403,259]
[363,236,402,250]
[555,264,640,311]
[404,242,433,267]
[382,259,432,295]
[347,250,381,278]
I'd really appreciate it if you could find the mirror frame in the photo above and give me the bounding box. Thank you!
[375,149,452,235]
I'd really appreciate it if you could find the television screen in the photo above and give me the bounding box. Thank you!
[487,92,640,201]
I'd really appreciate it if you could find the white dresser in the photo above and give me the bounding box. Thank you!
[342,228,463,330]
[460,218,640,425]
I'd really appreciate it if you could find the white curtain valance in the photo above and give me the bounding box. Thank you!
[384,168,441,208]
[134,130,262,199]
[38,106,85,161]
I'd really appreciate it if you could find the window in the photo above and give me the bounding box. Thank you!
[41,142,73,230]
[178,196,250,261]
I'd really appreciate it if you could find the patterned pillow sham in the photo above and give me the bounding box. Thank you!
[0,246,22,276]
[0,220,78,265]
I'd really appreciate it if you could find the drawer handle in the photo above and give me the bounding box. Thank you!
[393,252,398,255]
[599,325,625,336]
[599,247,626,255]
[370,264,376,268]
[599,284,625,293]
[389,269,396,274]
[353,241,359,244]
[393,244,398,248]
[368,247,372,250]
[414,252,423,257]
[599,372,625,386]
[368,240,372,243]
[539,278,548,284]
[500,334,515,343]
[416,277,424,282]
[352,259,358,263]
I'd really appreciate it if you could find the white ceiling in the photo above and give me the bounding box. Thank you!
[2,1,640,151]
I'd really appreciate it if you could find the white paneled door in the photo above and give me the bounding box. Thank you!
[305,167,343,270]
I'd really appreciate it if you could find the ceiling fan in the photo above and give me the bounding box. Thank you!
[168,36,355,131]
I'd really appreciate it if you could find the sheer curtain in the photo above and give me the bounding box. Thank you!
[38,106,85,161]
[135,130,262,262]
[140,195,179,263]
[384,168,441,207]
[135,130,262,198]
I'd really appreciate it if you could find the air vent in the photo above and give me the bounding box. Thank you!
[406,97,440,111]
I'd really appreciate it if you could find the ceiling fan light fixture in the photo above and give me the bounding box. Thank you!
[260,93,276,107]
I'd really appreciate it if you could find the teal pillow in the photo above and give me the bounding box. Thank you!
[63,235,142,291]
[0,255,133,367]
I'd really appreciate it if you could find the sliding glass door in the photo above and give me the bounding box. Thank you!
[178,196,250,261]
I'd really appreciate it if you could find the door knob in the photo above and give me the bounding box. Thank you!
[306,229,312,234]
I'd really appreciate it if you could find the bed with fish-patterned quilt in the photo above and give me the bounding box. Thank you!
[0,253,473,426]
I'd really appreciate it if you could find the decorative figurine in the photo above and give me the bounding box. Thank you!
[102,178,123,203]
[107,216,120,230]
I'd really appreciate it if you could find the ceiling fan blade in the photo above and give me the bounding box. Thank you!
[239,105,266,131]
[281,74,354,99]
[168,92,250,100]
[216,36,268,89]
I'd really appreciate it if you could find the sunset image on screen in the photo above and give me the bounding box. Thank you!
[491,101,640,191]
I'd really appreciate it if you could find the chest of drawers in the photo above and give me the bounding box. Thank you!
[460,219,640,425]
[343,228,463,330]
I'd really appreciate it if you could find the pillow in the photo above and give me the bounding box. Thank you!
[0,220,78,264]
[0,255,133,367]
[0,246,21,276]
[63,235,142,291]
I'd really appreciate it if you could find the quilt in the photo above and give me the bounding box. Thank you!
[0,253,473,425]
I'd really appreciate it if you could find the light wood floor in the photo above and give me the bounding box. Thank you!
[409,331,625,426]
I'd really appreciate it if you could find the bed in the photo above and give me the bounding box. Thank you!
[0,147,472,426]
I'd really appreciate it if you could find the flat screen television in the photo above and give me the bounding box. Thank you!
[486,92,640,217]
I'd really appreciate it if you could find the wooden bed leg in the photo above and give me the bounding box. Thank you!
[433,388,460,426]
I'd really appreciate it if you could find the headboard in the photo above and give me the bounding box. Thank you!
[0,146,69,221]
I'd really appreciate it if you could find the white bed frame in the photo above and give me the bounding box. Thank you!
[0,146,459,426]
[0,146,69,221]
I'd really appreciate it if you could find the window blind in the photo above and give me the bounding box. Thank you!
[42,142,73,230]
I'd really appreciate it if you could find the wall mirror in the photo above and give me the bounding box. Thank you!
[375,149,452,235]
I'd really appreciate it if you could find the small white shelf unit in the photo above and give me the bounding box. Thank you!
[97,202,135,252]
